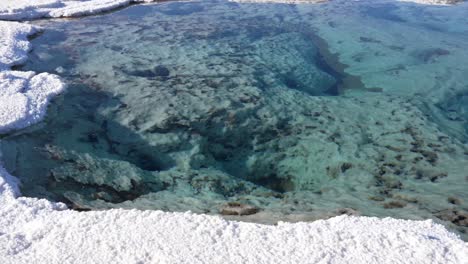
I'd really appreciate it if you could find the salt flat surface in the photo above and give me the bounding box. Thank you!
[0,70,64,134]
[0,22,65,134]
[399,0,464,5]
[0,0,467,263]
[0,0,460,21]
[230,0,463,5]
[0,21,36,70]
[1,190,467,264]
[230,0,327,4]
[0,0,159,20]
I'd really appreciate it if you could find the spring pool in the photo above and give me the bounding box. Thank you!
[2,0,467,239]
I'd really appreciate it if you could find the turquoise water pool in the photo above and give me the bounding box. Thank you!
[1,0,467,239]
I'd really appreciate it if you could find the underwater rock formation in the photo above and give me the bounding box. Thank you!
[220,202,259,216]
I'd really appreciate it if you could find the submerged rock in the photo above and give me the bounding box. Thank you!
[220,202,259,216]
[153,65,170,77]
[332,208,360,216]
[417,48,450,63]
[436,209,468,227]
[125,66,170,79]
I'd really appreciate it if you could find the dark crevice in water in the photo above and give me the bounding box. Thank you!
[1,83,176,204]
[51,176,164,209]
[364,4,407,23]
[156,1,205,16]
[278,19,379,94]
[252,175,295,193]
[304,31,373,94]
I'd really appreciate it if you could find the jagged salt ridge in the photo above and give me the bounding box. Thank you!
[0,0,461,21]
[0,21,35,70]
[0,1,467,263]
[399,0,465,5]
[0,0,158,20]
[229,0,463,5]
[0,22,65,134]
[1,194,467,264]
[229,0,327,4]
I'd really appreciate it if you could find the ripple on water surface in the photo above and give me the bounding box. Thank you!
[1,0,468,239]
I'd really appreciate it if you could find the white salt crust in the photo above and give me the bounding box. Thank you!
[0,21,65,134]
[0,0,460,21]
[0,0,161,20]
[230,0,463,5]
[0,1,467,263]
[398,0,464,5]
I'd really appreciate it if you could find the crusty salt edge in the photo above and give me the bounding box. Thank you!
[229,0,459,5]
[0,21,65,199]
[0,0,160,20]
[0,0,457,21]
[0,21,66,134]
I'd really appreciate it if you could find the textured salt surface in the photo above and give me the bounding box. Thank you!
[0,0,162,20]
[0,22,65,134]
[0,0,467,263]
[0,0,460,21]
[1,189,466,264]
[399,0,465,5]
[230,0,327,4]
[230,0,465,5]
[0,21,36,70]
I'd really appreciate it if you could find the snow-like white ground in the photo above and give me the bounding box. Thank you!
[0,0,161,20]
[230,0,327,4]
[0,22,64,134]
[0,0,467,263]
[231,0,465,5]
[0,0,462,20]
[399,0,464,5]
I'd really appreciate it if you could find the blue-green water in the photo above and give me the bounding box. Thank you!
[1,0,468,239]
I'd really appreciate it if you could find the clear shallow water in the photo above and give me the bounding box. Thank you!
[2,0,468,238]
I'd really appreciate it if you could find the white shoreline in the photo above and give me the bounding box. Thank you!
[0,0,462,21]
[0,1,467,263]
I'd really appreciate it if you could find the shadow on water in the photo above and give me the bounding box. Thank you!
[156,1,206,16]
[364,3,407,23]
[1,82,175,209]
[281,22,378,95]
[306,31,372,95]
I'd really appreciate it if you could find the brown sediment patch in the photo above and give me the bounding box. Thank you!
[220,202,259,216]
[383,200,407,209]
[435,209,468,227]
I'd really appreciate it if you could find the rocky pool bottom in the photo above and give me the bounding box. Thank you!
[4,87,467,236]
[0,0,467,240]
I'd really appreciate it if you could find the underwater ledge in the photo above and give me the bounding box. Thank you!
[0,0,467,263]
